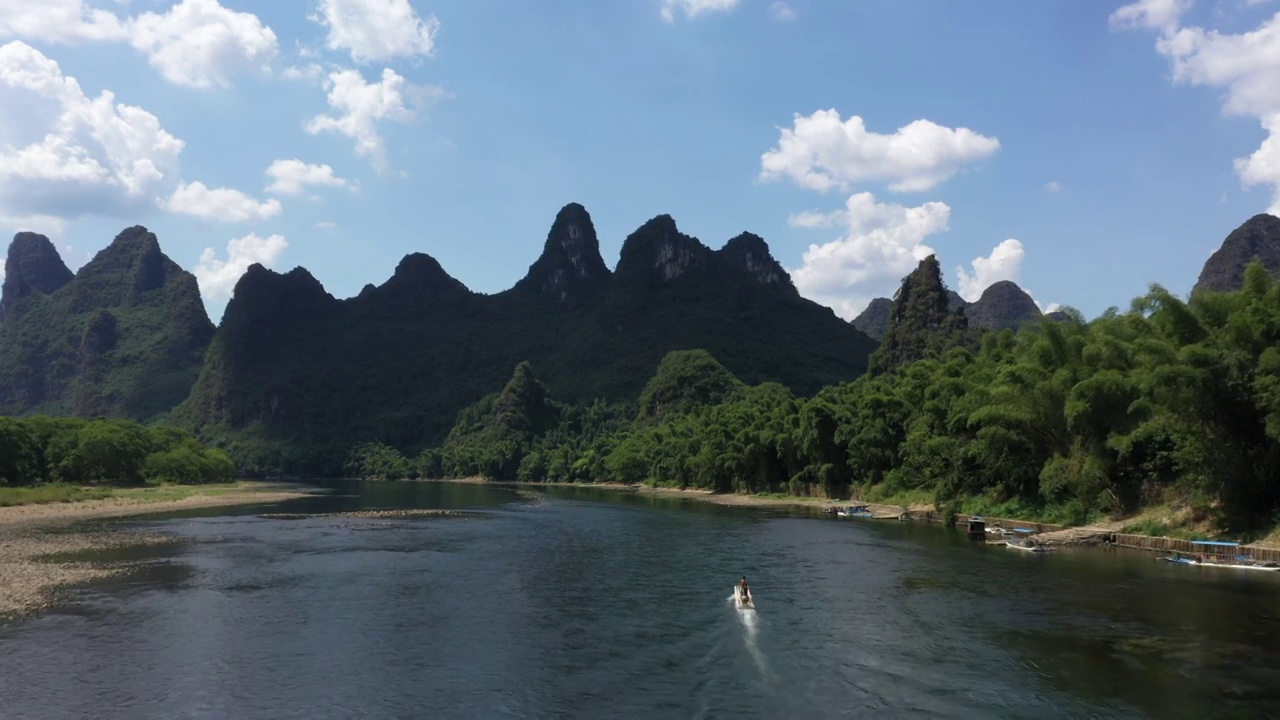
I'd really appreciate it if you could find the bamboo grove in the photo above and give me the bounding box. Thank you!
[348,258,1280,533]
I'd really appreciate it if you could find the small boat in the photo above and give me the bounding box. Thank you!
[837,504,872,518]
[1159,542,1280,571]
[734,585,755,610]
[1005,530,1052,552]
[1005,538,1049,552]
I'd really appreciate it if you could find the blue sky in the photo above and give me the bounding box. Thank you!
[1,0,1278,323]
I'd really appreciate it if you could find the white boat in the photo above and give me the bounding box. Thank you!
[734,585,755,610]
[1005,537,1051,552]
[1159,542,1280,571]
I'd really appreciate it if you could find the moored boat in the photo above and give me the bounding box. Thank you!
[1005,529,1052,552]
[1158,541,1280,571]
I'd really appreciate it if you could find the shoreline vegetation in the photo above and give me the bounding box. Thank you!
[0,481,314,618]
[341,259,1280,555]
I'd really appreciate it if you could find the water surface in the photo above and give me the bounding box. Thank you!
[2,481,1278,719]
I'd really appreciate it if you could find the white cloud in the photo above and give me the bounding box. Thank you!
[164,181,282,222]
[0,214,68,238]
[1044,180,1063,192]
[0,0,128,42]
[789,192,951,319]
[955,238,1026,302]
[787,208,847,228]
[265,159,347,196]
[194,232,287,300]
[0,40,183,226]
[315,220,337,230]
[281,63,324,83]
[1236,114,1280,214]
[1117,3,1280,214]
[127,0,278,89]
[0,0,278,89]
[661,0,740,22]
[305,67,443,170]
[770,2,797,20]
[759,109,1001,193]
[1109,0,1191,31]
[313,0,439,63]
[0,40,285,233]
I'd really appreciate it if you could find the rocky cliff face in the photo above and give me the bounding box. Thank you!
[614,214,714,283]
[0,226,214,419]
[851,298,893,340]
[1194,214,1280,295]
[512,202,610,302]
[965,280,1043,331]
[718,233,792,289]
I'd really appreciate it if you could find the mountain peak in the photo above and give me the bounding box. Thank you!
[966,280,1042,331]
[0,226,212,419]
[719,232,794,290]
[616,213,712,282]
[1194,213,1280,295]
[69,225,180,310]
[868,255,972,373]
[227,264,335,321]
[378,252,471,302]
[1,231,73,320]
[514,202,610,301]
[851,298,893,340]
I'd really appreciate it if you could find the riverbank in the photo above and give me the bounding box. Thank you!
[0,482,315,618]
[422,478,924,514]
[425,478,1280,560]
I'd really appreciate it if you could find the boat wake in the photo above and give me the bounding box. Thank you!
[728,591,773,681]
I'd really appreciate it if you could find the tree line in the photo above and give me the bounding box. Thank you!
[348,258,1280,534]
[0,415,237,486]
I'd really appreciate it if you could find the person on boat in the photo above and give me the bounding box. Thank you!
[739,576,751,600]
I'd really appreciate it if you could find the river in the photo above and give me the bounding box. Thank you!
[1,481,1278,718]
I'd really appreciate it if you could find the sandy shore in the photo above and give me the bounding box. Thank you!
[0,483,314,619]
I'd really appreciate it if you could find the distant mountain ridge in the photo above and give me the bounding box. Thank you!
[173,203,877,474]
[4,207,1276,476]
[0,227,214,419]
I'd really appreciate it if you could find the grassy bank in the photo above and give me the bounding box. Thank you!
[0,482,275,508]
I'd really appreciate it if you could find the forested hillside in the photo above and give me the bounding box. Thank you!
[175,204,877,475]
[353,256,1280,534]
[0,228,214,420]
